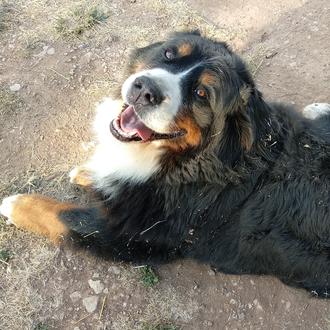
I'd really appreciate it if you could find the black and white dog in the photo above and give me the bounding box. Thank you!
[1,31,330,297]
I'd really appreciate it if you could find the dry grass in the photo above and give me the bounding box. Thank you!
[244,44,268,78]
[0,225,59,329]
[0,0,15,31]
[55,4,109,38]
[0,168,76,329]
[109,284,199,330]
[0,87,23,116]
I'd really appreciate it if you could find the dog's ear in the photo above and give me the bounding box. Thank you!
[189,29,201,36]
[218,85,255,165]
[126,41,164,75]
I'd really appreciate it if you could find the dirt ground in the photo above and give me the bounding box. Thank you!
[0,0,329,329]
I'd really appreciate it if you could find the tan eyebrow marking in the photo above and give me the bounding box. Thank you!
[131,61,146,73]
[178,43,193,57]
[199,71,218,86]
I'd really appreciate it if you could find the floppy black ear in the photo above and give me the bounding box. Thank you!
[131,41,164,59]
[218,87,254,166]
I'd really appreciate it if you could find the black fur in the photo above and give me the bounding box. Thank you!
[60,32,330,298]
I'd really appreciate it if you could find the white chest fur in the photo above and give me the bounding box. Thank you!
[86,98,163,193]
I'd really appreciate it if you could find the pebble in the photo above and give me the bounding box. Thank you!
[9,83,21,92]
[47,47,55,55]
[82,295,99,313]
[203,320,213,327]
[108,265,121,275]
[81,52,93,65]
[70,291,81,303]
[208,269,216,276]
[88,279,104,294]
[253,299,263,312]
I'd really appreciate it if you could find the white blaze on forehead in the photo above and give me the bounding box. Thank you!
[121,67,198,133]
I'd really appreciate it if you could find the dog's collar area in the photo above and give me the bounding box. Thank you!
[109,104,186,143]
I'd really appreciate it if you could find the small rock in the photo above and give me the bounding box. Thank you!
[238,312,245,320]
[203,320,213,327]
[9,83,21,92]
[108,265,121,275]
[70,291,81,303]
[82,296,99,313]
[208,269,216,276]
[285,301,291,310]
[92,272,100,278]
[253,299,263,312]
[88,279,104,294]
[103,288,109,294]
[47,47,55,55]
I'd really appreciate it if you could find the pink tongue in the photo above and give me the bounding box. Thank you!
[120,105,153,141]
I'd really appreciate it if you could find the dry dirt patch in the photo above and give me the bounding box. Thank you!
[0,0,329,329]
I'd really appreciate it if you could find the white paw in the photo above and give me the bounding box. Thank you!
[303,103,330,120]
[0,194,22,225]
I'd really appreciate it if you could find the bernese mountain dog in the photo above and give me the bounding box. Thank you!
[1,31,330,298]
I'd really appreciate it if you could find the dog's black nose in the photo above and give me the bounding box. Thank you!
[129,76,164,106]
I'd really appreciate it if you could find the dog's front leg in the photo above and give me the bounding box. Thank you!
[0,194,78,243]
[69,166,93,188]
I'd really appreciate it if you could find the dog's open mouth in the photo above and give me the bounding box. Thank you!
[110,104,185,142]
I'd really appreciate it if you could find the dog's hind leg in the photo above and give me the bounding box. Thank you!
[303,103,330,120]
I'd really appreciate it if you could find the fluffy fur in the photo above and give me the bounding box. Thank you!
[2,31,330,298]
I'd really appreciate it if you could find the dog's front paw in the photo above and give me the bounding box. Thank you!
[0,194,23,225]
[69,166,93,187]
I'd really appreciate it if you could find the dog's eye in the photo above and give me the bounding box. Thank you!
[164,48,175,60]
[194,87,207,99]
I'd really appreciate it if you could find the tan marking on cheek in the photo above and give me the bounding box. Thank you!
[11,194,74,244]
[131,61,146,73]
[178,43,193,57]
[164,117,202,152]
[199,71,217,86]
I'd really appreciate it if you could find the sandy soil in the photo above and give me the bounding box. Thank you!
[0,0,329,329]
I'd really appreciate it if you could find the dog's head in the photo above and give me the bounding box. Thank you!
[107,31,272,174]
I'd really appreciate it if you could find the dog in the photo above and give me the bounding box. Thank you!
[1,31,330,298]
